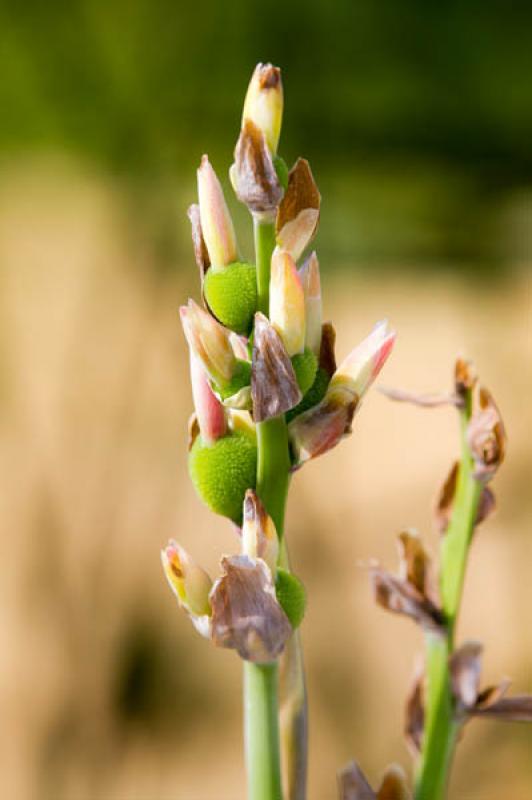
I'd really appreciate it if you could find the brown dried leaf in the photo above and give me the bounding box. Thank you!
[467,387,506,482]
[232,120,283,215]
[251,313,301,422]
[187,203,210,278]
[450,641,483,710]
[276,158,321,261]
[337,761,376,800]
[210,554,291,662]
[405,669,424,755]
[371,568,444,633]
[319,322,337,377]
[377,765,412,800]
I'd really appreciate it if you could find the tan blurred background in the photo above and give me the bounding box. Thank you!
[1,2,532,798]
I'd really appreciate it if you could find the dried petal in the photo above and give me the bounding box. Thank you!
[475,679,511,711]
[377,765,412,800]
[231,119,283,217]
[436,462,496,534]
[189,354,227,444]
[251,312,301,422]
[180,299,236,387]
[405,668,424,755]
[242,63,283,154]
[467,388,506,482]
[242,489,279,575]
[187,203,210,278]
[337,761,376,800]
[472,694,532,721]
[197,156,238,267]
[450,641,483,710]
[210,554,292,662]
[299,251,322,356]
[277,158,321,261]
[330,320,396,400]
[371,567,444,633]
[288,387,356,467]
[397,530,432,598]
[270,247,306,356]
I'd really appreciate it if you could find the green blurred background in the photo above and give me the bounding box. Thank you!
[1,2,531,799]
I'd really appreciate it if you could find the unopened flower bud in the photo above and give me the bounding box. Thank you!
[299,251,322,356]
[161,540,212,617]
[242,63,283,155]
[180,299,236,386]
[242,489,279,575]
[197,155,238,267]
[270,247,305,357]
[189,354,227,445]
[329,320,396,401]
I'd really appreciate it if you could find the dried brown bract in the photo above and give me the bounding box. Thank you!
[210,554,292,662]
[276,158,321,261]
[404,667,424,755]
[337,762,412,800]
[187,203,210,278]
[251,312,301,422]
[319,321,337,377]
[435,461,496,534]
[232,119,283,216]
[467,387,506,482]
[454,357,477,400]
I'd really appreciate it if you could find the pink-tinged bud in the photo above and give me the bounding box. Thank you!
[298,251,322,356]
[241,490,279,575]
[269,247,305,357]
[180,299,236,387]
[189,354,227,444]
[197,155,238,267]
[242,63,283,155]
[161,540,212,617]
[329,320,396,400]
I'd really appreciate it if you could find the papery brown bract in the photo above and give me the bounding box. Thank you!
[251,312,301,422]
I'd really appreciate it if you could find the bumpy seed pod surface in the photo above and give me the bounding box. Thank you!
[188,430,257,524]
[275,568,306,628]
[203,262,257,335]
[291,348,318,397]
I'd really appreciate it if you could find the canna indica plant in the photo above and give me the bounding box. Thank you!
[161,63,395,800]
[338,361,532,799]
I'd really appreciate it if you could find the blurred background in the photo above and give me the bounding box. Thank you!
[1,1,531,798]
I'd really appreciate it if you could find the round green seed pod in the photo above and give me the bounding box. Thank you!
[291,349,318,398]
[275,568,306,629]
[188,430,257,524]
[203,262,257,335]
[286,366,330,423]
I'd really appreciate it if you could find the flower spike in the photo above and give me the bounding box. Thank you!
[242,63,283,155]
[270,247,306,357]
[197,155,238,267]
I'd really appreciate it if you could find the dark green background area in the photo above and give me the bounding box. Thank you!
[1,0,531,269]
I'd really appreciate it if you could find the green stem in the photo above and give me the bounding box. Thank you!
[244,662,283,800]
[244,217,289,800]
[415,391,482,800]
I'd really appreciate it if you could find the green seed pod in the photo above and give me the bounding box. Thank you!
[188,430,257,524]
[217,360,252,401]
[291,348,318,397]
[273,155,289,191]
[203,262,257,335]
[286,366,330,423]
[275,568,306,629]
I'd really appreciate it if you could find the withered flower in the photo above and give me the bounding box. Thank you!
[210,554,292,662]
[371,531,445,634]
[450,641,532,723]
[467,387,506,482]
[454,357,477,400]
[231,119,283,218]
[337,761,411,800]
